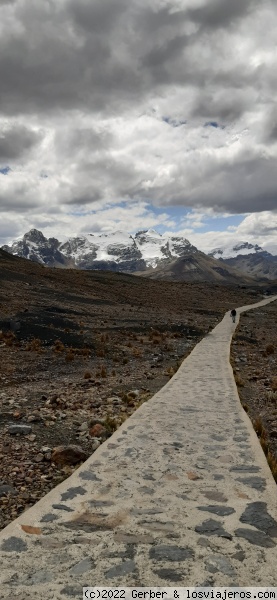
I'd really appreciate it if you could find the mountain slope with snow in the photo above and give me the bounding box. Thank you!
[2,230,276,280]
[2,229,198,272]
[209,241,266,260]
[208,242,277,281]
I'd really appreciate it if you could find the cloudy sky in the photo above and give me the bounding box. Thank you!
[0,0,277,253]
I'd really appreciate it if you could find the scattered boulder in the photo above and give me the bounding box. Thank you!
[78,422,88,432]
[128,389,140,398]
[51,445,88,466]
[8,424,32,435]
[34,453,44,463]
[27,411,42,423]
[49,394,59,405]
[90,438,101,451]
[89,423,108,439]
[0,484,17,497]
[41,447,52,453]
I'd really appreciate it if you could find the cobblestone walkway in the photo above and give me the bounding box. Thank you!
[1,296,277,598]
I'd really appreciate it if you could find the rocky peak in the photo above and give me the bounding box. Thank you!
[23,229,47,245]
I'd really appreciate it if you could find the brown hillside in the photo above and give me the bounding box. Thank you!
[137,252,260,284]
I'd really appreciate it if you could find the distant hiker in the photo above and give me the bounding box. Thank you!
[230,309,236,323]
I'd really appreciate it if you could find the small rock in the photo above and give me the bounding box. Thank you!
[13,411,22,419]
[8,424,32,436]
[27,413,41,423]
[128,389,140,397]
[34,453,44,463]
[78,422,88,432]
[107,396,122,403]
[89,424,107,439]
[0,484,18,497]
[51,445,88,466]
[90,439,101,451]
[49,394,59,405]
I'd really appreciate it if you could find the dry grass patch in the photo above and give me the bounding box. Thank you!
[65,349,75,362]
[100,365,107,378]
[253,416,264,437]
[84,371,92,379]
[271,378,277,392]
[268,453,277,482]
[25,338,43,352]
[53,340,65,353]
[234,372,245,387]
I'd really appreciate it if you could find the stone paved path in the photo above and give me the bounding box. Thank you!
[1,296,277,598]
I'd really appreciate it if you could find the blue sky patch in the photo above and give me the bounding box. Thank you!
[204,121,225,130]
[162,116,186,127]
[0,166,11,175]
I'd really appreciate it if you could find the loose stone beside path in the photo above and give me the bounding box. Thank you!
[0,296,277,597]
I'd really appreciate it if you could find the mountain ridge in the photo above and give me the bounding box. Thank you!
[2,228,198,272]
[2,229,276,282]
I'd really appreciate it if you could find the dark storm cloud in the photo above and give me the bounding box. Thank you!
[142,150,277,214]
[0,124,43,161]
[0,0,142,115]
[0,0,266,118]
[0,186,38,210]
[262,108,277,143]
[135,5,188,32]
[67,189,103,205]
[191,91,250,123]
[0,0,276,234]
[68,0,127,33]
[64,155,142,205]
[142,34,190,69]
[187,0,259,29]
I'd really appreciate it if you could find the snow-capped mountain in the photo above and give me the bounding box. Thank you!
[2,228,198,272]
[3,230,276,280]
[209,241,266,260]
[208,242,277,281]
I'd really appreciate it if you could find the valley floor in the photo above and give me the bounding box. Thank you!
[0,254,274,530]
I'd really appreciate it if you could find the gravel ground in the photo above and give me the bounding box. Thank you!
[230,299,277,481]
[0,250,268,530]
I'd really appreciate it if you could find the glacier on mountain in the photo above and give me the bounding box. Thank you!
[209,241,264,260]
[2,228,197,271]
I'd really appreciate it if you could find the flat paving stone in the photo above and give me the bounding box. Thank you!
[0,296,277,595]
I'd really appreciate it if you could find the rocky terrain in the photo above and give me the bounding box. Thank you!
[219,252,277,281]
[0,251,276,528]
[0,249,268,530]
[230,300,277,480]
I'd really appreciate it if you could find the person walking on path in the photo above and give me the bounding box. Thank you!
[230,308,237,323]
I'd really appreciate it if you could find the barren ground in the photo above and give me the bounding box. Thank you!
[230,300,277,480]
[0,250,274,530]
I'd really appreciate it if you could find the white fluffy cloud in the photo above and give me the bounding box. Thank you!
[0,0,276,247]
